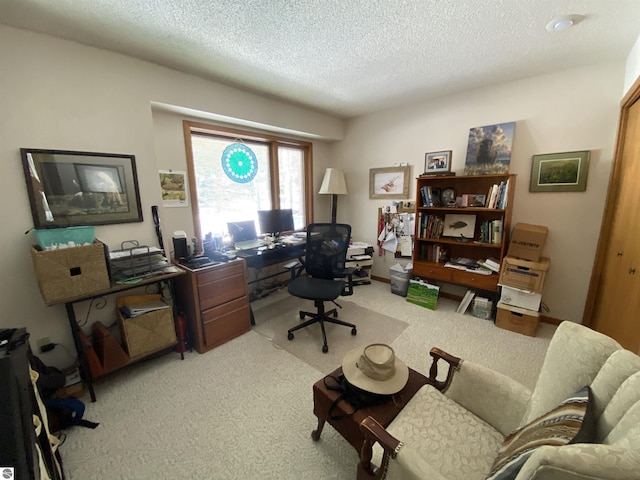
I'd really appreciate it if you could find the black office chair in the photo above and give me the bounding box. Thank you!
[287,223,357,353]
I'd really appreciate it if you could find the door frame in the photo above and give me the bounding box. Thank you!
[583,75,640,326]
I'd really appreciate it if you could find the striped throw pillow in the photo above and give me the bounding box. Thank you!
[487,386,595,480]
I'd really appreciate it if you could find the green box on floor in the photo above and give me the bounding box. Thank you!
[406,279,440,310]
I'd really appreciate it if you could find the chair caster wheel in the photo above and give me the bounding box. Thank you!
[351,328,357,336]
[322,345,329,353]
[333,311,338,317]
[299,312,305,319]
[288,332,294,340]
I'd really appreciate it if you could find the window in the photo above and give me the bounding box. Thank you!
[183,121,313,243]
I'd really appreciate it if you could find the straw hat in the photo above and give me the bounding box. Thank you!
[342,344,409,395]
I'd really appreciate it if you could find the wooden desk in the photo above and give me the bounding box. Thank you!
[53,269,185,402]
[236,242,305,284]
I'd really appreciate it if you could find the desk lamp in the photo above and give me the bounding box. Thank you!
[318,168,348,223]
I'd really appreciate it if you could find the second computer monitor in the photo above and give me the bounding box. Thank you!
[258,208,294,236]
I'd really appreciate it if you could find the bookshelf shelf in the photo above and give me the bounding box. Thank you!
[412,173,516,292]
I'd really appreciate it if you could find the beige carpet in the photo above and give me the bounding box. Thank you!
[60,281,556,479]
[252,295,409,374]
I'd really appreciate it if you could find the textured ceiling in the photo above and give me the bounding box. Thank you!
[1,0,639,118]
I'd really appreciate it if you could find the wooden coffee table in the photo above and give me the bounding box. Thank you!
[312,366,429,452]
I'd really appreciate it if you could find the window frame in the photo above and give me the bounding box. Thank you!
[182,120,314,243]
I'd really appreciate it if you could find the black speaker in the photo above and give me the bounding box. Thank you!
[173,232,189,259]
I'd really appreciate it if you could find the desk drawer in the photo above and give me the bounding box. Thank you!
[197,262,246,310]
[201,296,251,349]
[413,263,453,282]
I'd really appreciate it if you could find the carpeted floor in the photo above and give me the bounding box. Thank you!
[252,295,408,373]
[60,281,556,479]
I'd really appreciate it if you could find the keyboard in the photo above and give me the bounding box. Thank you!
[234,239,265,250]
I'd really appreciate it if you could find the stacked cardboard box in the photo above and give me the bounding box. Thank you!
[497,223,549,336]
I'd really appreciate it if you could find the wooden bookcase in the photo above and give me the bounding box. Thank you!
[412,173,515,292]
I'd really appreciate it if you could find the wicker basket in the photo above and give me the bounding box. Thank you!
[117,294,176,359]
[30,240,110,304]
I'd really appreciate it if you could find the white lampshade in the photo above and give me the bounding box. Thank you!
[318,168,348,195]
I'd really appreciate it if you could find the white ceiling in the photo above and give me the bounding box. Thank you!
[1,0,639,118]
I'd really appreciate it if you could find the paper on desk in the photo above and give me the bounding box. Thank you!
[351,241,372,248]
[382,231,398,253]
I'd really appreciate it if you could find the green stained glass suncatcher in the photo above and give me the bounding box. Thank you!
[221,143,258,183]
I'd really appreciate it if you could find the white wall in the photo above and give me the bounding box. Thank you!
[1,23,635,366]
[624,33,640,93]
[332,62,624,323]
[0,25,343,366]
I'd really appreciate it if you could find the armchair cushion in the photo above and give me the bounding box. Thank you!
[373,384,504,480]
[487,386,595,480]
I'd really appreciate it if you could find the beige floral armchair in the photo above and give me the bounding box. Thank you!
[358,321,640,480]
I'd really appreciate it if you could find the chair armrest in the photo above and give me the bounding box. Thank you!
[426,347,462,392]
[283,260,304,280]
[445,360,531,436]
[516,444,640,480]
[358,416,402,479]
[335,266,355,296]
[358,416,447,480]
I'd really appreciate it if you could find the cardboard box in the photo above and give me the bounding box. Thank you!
[496,301,540,337]
[117,294,176,359]
[406,279,440,310]
[499,285,542,311]
[30,240,110,304]
[499,256,550,293]
[507,223,548,261]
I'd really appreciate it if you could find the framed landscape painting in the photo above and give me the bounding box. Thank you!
[21,148,143,228]
[530,150,590,192]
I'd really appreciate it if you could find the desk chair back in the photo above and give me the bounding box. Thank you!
[304,223,351,280]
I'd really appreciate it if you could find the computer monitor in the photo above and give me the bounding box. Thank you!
[257,209,294,236]
[227,220,257,243]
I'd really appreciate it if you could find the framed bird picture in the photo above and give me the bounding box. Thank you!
[443,214,476,239]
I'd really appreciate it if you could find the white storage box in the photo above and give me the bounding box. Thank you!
[499,285,542,311]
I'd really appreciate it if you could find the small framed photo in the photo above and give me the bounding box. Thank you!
[424,150,452,175]
[530,150,590,192]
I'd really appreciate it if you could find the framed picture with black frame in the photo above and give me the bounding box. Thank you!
[424,150,452,175]
[21,148,143,228]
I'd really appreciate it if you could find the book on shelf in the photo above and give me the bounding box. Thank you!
[483,178,510,209]
[485,257,501,270]
[456,289,476,314]
[478,218,503,244]
[445,257,479,270]
[445,257,493,274]
[119,299,170,318]
[478,257,501,273]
